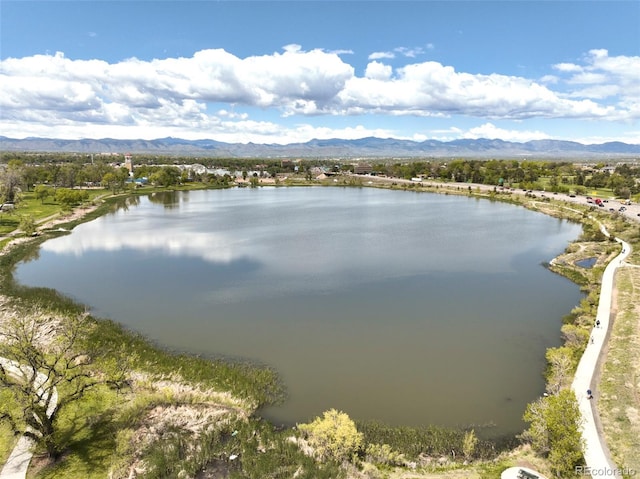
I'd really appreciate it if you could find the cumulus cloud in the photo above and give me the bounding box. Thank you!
[462,123,551,142]
[337,61,614,120]
[553,62,582,73]
[427,124,549,142]
[364,61,393,80]
[0,47,636,140]
[552,49,640,118]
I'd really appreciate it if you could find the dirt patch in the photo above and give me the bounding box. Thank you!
[132,403,233,447]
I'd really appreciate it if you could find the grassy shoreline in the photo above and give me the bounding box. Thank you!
[1,179,638,477]
[0,185,287,477]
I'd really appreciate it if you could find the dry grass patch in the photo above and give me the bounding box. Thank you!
[600,267,640,471]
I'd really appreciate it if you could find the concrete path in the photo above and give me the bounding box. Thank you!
[570,226,630,479]
[0,436,36,479]
[0,358,58,479]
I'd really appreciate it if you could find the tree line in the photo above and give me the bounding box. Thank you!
[4,153,638,201]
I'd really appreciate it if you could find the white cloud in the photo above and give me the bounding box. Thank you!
[364,61,393,81]
[552,49,640,118]
[426,124,549,143]
[337,61,614,120]
[394,46,427,58]
[0,47,636,141]
[553,62,582,73]
[462,123,550,142]
[566,72,608,85]
[328,49,354,55]
[428,127,464,141]
[368,51,395,60]
[217,109,249,120]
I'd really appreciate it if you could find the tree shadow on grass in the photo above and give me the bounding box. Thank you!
[36,405,121,478]
[0,216,19,234]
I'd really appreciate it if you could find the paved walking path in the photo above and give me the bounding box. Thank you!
[0,358,58,479]
[570,224,630,478]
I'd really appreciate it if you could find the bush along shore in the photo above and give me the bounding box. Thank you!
[1,179,638,478]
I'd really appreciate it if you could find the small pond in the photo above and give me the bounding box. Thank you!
[575,257,597,269]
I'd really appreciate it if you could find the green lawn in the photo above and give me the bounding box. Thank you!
[31,387,122,479]
[0,189,108,236]
[0,422,17,470]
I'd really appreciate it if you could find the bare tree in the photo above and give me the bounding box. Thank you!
[0,163,24,204]
[0,308,128,458]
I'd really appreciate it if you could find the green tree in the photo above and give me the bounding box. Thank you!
[34,184,51,204]
[102,167,130,194]
[150,166,181,187]
[58,164,80,188]
[522,389,584,477]
[21,165,41,192]
[45,163,62,189]
[55,188,88,210]
[18,215,36,236]
[0,309,128,458]
[101,172,118,194]
[298,409,363,463]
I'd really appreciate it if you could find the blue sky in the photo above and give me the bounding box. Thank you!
[1,1,639,144]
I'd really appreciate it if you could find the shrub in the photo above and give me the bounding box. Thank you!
[298,409,363,463]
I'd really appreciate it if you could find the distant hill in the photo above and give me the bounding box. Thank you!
[1,135,639,159]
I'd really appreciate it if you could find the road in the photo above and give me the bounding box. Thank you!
[353,174,640,223]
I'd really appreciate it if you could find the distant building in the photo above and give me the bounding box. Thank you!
[353,163,373,175]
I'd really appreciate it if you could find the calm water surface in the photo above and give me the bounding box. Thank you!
[16,187,583,435]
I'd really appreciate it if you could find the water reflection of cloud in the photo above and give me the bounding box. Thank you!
[38,188,582,303]
[42,220,245,264]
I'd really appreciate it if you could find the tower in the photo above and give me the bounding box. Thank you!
[124,154,133,174]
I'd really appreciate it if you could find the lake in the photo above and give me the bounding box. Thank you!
[16,187,583,436]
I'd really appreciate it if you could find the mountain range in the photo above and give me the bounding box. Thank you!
[2,136,640,159]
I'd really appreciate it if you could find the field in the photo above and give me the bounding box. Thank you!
[599,263,640,473]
